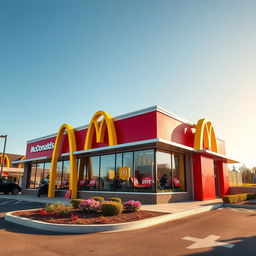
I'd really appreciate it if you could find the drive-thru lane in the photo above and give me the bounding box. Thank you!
[0,198,256,256]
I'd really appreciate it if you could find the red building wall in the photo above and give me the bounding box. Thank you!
[193,155,216,200]
[26,111,157,159]
[156,111,195,147]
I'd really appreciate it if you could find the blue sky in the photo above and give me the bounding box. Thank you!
[0,0,256,168]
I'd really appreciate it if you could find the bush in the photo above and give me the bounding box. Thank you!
[246,193,256,200]
[71,199,84,209]
[79,199,101,213]
[222,193,249,203]
[91,197,104,204]
[58,206,72,216]
[44,202,64,212]
[108,197,122,203]
[123,200,141,212]
[101,201,123,216]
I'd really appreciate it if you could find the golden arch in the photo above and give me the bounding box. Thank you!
[194,118,218,153]
[48,124,78,199]
[84,111,117,150]
[18,156,26,168]
[0,154,10,168]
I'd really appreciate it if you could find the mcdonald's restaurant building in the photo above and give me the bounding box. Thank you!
[19,106,238,204]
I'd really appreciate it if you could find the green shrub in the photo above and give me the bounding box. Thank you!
[58,206,72,216]
[44,202,64,212]
[237,194,247,201]
[70,199,84,209]
[91,197,104,204]
[108,197,122,204]
[222,193,249,203]
[101,201,123,216]
[246,193,256,200]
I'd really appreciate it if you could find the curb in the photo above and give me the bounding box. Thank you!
[223,203,256,210]
[4,204,223,234]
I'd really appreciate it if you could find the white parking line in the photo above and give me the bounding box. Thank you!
[12,200,25,204]
[0,200,15,205]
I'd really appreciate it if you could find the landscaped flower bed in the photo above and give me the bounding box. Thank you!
[13,198,166,225]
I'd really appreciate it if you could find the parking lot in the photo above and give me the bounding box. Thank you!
[1,197,256,256]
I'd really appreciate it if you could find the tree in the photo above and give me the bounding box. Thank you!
[239,164,253,183]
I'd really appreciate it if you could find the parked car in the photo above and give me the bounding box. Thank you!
[0,178,21,195]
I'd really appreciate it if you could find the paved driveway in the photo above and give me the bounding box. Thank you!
[0,198,256,256]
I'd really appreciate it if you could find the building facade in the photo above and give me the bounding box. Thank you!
[1,153,25,185]
[17,106,237,204]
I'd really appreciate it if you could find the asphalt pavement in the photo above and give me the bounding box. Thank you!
[1,197,256,256]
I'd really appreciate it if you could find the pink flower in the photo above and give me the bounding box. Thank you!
[123,200,141,212]
[79,199,101,213]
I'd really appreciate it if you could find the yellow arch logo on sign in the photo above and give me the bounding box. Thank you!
[18,156,26,168]
[48,111,117,199]
[194,118,218,153]
[84,111,117,150]
[0,154,10,168]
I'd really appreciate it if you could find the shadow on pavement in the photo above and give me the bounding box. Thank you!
[184,235,256,256]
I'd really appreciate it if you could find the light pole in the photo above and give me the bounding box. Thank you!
[0,135,7,178]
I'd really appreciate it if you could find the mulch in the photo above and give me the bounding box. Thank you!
[13,209,166,225]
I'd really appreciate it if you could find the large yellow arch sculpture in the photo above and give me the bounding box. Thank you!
[84,111,117,150]
[48,124,78,199]
[18,156,26,168]
[0,154,10,168]
[194,118,218,153]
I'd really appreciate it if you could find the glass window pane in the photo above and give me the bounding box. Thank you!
[61,161,70,190]
[115,152,133,192]
[134,150,154,192]
[55,161,63,189]
[35,163,44,188]
[29,164,37,188]
[87,156,100,190]
[172,153,185,192]
[100,154,115,191]
[157,151,172,191]
[44,162,51,178]
[78,158,87,191]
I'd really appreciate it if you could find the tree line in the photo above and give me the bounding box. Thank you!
[235,164,256,184]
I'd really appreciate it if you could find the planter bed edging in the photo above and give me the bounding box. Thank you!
[5,204,223,234]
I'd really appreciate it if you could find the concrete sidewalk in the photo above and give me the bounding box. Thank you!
[0,193,223,214]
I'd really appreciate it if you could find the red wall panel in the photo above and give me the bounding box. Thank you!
[201,156,216,200]
[157,112,195,147]
[26,112,157,159]
[219,162,230,196]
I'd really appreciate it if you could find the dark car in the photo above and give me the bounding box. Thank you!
[0,178,21,195]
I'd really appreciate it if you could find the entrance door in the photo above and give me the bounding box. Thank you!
[214,160,220,197]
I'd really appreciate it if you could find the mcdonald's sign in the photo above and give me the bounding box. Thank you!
[194,118,218,153]
[48,111,117,199]
[0,154,10,168]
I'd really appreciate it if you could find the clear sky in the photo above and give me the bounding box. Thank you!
[0,0,255,168]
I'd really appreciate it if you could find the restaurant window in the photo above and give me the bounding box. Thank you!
[157,151,186,192]
[100,154,115,191]
[115,153,130,191]
[172,153,185,192]
[60,161,70,190]
[87,156,100,190]
[44,162,51,179]
[29,163,37,188]
[55,161,63,189]
[116,152,133,191]
[133,150,154,192]
[35,163,44,188]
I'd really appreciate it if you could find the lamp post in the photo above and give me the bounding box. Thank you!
[0,135,7,178]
